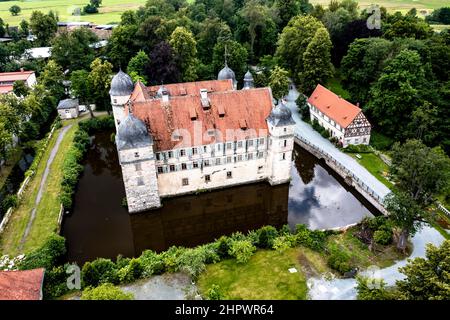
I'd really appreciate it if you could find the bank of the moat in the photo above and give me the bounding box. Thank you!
[61,131,378,265]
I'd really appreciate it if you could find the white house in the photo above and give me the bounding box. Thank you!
[110,67,295,213]
[308,84,371,147]
[57,98,79,119]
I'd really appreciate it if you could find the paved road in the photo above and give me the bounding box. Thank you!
[284,88,391,201]
[19,124,72,248]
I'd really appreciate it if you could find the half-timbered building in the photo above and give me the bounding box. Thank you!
[307,84,371,147]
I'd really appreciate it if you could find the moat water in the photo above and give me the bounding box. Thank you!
[62,132,377,264]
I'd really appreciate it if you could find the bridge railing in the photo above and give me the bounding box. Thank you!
[294,134,385,204]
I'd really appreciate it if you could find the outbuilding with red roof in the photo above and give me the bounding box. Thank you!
[0,268,45,300]
[307,84,371,147]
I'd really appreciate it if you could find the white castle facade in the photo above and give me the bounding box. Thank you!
[110,65,295,213]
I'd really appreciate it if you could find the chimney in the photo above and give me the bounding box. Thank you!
[356,102,360,108]
[200,89,210,109]
[20,68,24,72]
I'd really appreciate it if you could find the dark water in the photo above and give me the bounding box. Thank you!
[0,149,35,220]
[62,132,377,264]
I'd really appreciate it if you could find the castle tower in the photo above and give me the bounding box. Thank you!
[116,108,161,213]
[243,70,254,89]
[109,70,134,131]
[217,45,237,89]
[266,99,296,185]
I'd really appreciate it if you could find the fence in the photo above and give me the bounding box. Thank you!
[294,134,388,215]
[437,202,450,218]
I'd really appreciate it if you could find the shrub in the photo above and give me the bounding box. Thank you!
[216,236,231,258]
[2,194,18,211]
[81,283,133,300]
[344,144,372,153]
[228,240,256,264]
[272,235,296,252]
[370,131,394,151]
[196,243,220,264]
[19,234,66,270]
[206,284,224,300]
[115,255,131,270]
[294,224,327,251]
[327,248,352,274]
[257,226,278,249]
[43,264,72,299]
[81,258,118,287]
[139,250,165,277]
[356,276,392,300]
[160,246,187,273]
[373,229,393,245]
[117,258,143,283]
[175,248,207,279]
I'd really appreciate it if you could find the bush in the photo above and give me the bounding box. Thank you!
[356,276,392,300]
[19,234,66,270]
[83,4,98,14]
[175,248,207,279]
[327,248,352,274]
[257,226,278,249]
[81,258,118,287]
[344,144,372,153]
[373,229,393,245]
[117,258,143,283]
[139,250,165,277]
[294,224,327,251]
[370,131,394,151]
[272,235,296,252]
[228,239,256,264]
[216,236,231,258]
[206,284,224,300]
[159,246,187,273]
[2,194,18,211]
[81,283,133,300]
[43,264,72,299]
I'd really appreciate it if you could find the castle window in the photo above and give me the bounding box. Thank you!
[226,156,232,163]
[137,177,144,186]
[284,140,287,147]
[193,162,199,168]
[170,164,176,172]
[204,160,210,167]
[156,153,161,160]
[227,171,232,179]
[215,158,221,165]
[182,178,189,186]
[134,152,139,158]
[135,163,142,171]
[192,147,197,155]
[237,141,243,148]
[247,140,253,147]
[180,149,186,156]
[205,175,211,182]
[257,151,264,159]
[259,138,264,145]
[226,142,232,150]
[237,155,243,162]
[258,166,264,173]
[168,151,173,158]
[157,166,163,173]
[248,153,253,160]
[113,99,117,104]
[284,128,287,132]
[203,146,207,152]
[282,153,286,160]
[181,163,187,170]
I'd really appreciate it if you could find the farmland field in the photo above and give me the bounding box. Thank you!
[0,0,448,27]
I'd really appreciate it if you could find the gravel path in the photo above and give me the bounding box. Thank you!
[19,125,72,248]
[284,88,391,201]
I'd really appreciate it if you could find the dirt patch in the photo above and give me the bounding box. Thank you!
[297,252,319,278]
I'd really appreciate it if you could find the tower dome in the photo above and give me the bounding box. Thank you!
[109,70,134,96]
[116,111,152,150]
[267,100,296,127]
[217,64,236,82]
[243,70,254,89]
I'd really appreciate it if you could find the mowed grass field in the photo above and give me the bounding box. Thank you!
[0,0,147,25]
[0,0,448,26]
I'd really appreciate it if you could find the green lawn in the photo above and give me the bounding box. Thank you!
[0,120,78,256]
[311,0,448,13]
[348,152,394,189]
[0,0,147,25]
[197,247,327,300]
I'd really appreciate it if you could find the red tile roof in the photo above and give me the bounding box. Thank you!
[0,85,14,94]
[308,84,362,128]
[0,268,45,300]
[130,87,274,151]
[145,79,234,98]
[0,70,34,83]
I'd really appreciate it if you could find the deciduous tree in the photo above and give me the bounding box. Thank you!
[29,11,58,46]
[169,27,198,82]
[268,66,290,101]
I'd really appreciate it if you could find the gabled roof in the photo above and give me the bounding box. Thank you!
[0,268,45,300]
[308,84,362,128]
[57,98,79,109]
[0,85,14,94]
[130,87,273,151]
[0,70,35,83]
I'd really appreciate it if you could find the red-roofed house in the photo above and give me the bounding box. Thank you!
[0,268,45,300]
[308,84,371,147]
[0,69,37,95]
[109,68,296,213]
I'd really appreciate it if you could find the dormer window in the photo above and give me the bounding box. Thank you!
[134,152,139,158]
